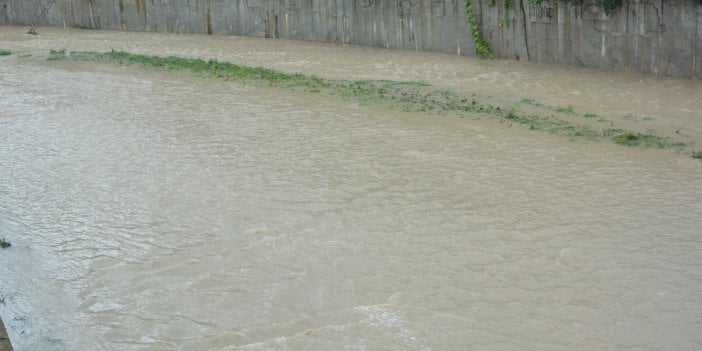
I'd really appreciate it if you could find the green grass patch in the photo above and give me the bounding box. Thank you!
[582,112,598,118]
[49,49,330,91]
[554,104,576,115]
[506,105,520,119]
[609,131,686,149]
[519,98,578,115]
[520,98,544,107]
[0,50,12,56]
[0,238,10,249]
[48,49,693,155]
[692,151,702,160]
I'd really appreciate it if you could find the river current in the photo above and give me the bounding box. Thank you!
[1,26,702,350]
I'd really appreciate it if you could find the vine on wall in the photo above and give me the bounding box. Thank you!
[465,0,494,58]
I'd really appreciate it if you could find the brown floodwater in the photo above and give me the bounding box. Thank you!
[1,26,701,350]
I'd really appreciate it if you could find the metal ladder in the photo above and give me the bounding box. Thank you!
[27,0,57,35]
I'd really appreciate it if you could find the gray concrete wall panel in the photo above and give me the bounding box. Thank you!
[1,0,699,78]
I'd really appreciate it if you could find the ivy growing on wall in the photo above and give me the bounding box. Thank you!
[465,0,494,58]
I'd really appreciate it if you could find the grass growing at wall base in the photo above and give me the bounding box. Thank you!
[48,49,693,157]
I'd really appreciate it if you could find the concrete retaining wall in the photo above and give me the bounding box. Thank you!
[1,0,700,78]
[0,314,12,351]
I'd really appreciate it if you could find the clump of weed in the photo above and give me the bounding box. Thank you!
[0,50,12,56]
[554,104,576,114]
[520,98,544,106]
[692,151,702,160]
[505,105,520,119]
[0,238,10,249]
[582,112,598,118]
[610,131,686,149]
[611,131,640,145]
[520,98,578,115]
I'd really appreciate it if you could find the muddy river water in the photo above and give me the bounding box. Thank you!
[1,26,702,350]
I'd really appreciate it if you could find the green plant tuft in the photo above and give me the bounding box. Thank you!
[692,151,702,160]
[0,238,10,249]
[506,105,520,119]
[0,50,12,56]
[554,105,576,115]
[610,132,686,149]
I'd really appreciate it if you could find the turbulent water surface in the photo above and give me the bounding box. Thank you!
[1,26,702,350]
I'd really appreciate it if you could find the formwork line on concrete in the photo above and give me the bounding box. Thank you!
[27,0,57,35]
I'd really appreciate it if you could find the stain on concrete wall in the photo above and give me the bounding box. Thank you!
[1,0,699,78]
[496,0,701,78]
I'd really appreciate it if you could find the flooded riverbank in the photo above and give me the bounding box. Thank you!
[1,26,702,350]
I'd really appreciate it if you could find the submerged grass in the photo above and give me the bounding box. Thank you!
[0,50,12,56]
[520,98,577,116]
[48,49,692,156]
[607,130,686,149]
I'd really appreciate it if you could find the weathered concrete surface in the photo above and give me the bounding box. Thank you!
[0,315,12,351]
[0,0,699,77]
[489,0,702,78]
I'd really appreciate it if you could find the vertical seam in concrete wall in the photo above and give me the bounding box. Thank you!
[557,2,564,62]
[693,2,698,76]
[518,0,530,59]
[88,0,95,29]
[118,0,125,30]
[206,0,212,34]
[69,0,75,27]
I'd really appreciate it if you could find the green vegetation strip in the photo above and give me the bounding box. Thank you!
[0,239,10,249]
[48,50,695,158]
[0,50,12,56]
[520,98,577,115]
